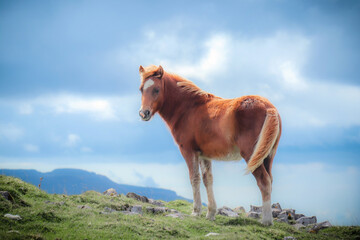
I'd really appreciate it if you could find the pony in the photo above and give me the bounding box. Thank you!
[138,65,281,225]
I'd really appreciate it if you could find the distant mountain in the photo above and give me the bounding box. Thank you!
[0,168,190,202]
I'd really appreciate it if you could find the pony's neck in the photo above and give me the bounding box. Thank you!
[158,73,211,128]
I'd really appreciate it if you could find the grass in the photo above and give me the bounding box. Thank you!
[1,175,359,239]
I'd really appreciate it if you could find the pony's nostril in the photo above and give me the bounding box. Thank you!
[144,110,150,117]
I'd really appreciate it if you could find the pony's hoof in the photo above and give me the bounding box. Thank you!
[261,220,273,226]
[206,214,215,221]
[191,212,201,217]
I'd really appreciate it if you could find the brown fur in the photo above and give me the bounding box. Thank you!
[139,65,281,225]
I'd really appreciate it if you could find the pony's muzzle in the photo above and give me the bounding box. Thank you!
[139,109,151,121]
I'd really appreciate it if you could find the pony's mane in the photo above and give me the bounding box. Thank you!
[169,73,214,98]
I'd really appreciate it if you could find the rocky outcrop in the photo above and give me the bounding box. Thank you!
[217,206,238,217]
[103,188,117,196]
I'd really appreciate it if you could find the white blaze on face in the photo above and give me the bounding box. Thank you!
[143,79,154,91]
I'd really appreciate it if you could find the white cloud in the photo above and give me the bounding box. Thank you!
[24,144,39,152]
[0,124,23,142]
[18,104,33,115]
[80,147,93,153]
[0,93,140,122]
[65,134,81,147]
[117,28,360,131]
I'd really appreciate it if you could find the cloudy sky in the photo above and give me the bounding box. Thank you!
[1,0,359,225]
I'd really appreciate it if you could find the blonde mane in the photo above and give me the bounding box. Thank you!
[170,74,214,98]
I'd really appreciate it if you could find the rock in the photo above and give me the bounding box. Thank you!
[293,223,306,230]
[7,230,20,234]
[250,205,262,213]
[272,202,282,211]
[283,237,296,240]
[296,216,317,226]
[4,214,22,220]
[272,208,282,218]
[307,221,332,232]
[0,191,14,202]
[148,198,165,206]
[130,205,143,214]
[170,209,179,213]
[77,205,91,210]
[233,206,246,214]
[120,211,140,215]
[295,213,305,220]
[276,217,289,224]
[205,232,220,237]
[103,188,117,196]
[146,207,169,214]
[126,192,149,203]
[217,206,238,217]
[247,211,261,219]
[103,207,117,213]
[278,209,295,220]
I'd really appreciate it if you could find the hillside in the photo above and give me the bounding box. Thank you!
[1,175,359,240]
[0,169,189,202]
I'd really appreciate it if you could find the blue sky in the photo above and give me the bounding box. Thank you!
[1,0,359,225]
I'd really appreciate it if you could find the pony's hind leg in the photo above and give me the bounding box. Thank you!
[252,164,273,225]
[200,158,217,220]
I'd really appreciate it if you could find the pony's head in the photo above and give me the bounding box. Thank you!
[138,65,164,121]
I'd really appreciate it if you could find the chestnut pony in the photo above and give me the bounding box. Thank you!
[138,65,281,225]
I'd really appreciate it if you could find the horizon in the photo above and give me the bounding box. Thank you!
[1,0,359,226]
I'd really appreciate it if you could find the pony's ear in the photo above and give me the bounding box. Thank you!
[139,65,145,73]
[153,65,164,79]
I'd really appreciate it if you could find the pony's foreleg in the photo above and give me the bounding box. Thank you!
[200,158,217,220]
[252,164,273,226]
[182,150,202,216]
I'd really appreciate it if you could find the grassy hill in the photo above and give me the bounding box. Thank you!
[1,175,359,240]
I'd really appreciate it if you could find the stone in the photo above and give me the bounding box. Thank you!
[170,209,179,213]
[250,205,262,213]
[205,232,220,237]
[130,205,143,214]
[146,207,169,214]
[120,211,140,215]
[233,206,246,214]
[278,209,295,220]
[0,191,14,202]
[272,208,282,218]
[103,207,117,213]
[4,214,22,220]
[283,237,296,240]
[103,188,117,196]
[296,216,317,226]
[77,205,91,210]
[148,198,165,206]
[247,211,261,219]
[126,192,149,203]
[272,202,282,211]
[307,221,332,232]
[295,213,305,220]
[276,217,289,224]
[217,206,239,217]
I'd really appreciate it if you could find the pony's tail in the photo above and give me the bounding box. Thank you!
[245,108,280,174]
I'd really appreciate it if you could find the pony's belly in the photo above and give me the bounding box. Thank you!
[201,146,243,162]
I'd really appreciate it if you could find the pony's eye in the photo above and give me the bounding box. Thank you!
[153,88,160,95]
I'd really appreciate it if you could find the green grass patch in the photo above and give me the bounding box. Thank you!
[0,175,359,239]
